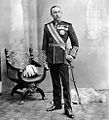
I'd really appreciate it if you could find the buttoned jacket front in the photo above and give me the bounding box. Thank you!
[42,20,79,64]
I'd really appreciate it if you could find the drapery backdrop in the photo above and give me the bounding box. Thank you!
[0,0,109,92]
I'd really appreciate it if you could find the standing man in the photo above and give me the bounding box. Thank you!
[42,6,79,118]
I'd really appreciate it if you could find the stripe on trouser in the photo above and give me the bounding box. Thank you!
[0,81,2,95]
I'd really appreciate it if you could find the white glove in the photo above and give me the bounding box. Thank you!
[70,46,79,59]
[23,65,38,77]
[66,55,74,62]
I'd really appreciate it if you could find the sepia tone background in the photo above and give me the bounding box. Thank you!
[0,0,109,93]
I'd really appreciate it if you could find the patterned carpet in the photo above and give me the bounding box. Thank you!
[0,89,109,120]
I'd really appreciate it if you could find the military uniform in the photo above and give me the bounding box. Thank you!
[42,20,79,109]
[42,20,79,64]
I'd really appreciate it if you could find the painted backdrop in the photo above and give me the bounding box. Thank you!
[0,0,109,92]
[37,0,109,90]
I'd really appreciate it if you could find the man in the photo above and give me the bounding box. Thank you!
[42,6,79,118]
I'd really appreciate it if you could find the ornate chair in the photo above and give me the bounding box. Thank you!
[5,48,48,104]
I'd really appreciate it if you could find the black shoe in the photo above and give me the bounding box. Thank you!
[46,105,62,111]
[65,108,74,118]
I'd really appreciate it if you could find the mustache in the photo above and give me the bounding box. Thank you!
[56,16,61,18]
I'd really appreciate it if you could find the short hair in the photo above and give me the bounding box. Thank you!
[50,6,61,15]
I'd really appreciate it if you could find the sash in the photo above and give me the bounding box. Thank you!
[47,23,65,50]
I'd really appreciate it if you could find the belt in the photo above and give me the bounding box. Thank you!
[49,43,65,47]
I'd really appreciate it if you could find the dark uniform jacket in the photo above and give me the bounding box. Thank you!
[42,20,79,64]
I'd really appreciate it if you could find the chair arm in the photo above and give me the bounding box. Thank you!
[30,59,41,67]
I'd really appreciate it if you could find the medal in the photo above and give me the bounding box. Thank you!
[59,30,65,35]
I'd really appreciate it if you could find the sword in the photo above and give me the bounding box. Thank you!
[69,62,84,110]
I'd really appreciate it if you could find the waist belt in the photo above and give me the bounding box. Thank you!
[49,43,65,48]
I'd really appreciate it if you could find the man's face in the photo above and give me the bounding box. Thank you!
[51,7,62,21]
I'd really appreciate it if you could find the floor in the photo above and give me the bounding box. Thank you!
[0,90,109,120]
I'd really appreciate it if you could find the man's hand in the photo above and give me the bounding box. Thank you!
[66,55,74,63]
[42,50,49,70]
[70,46,79,59]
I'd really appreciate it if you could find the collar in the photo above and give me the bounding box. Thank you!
[53,20,62,24]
